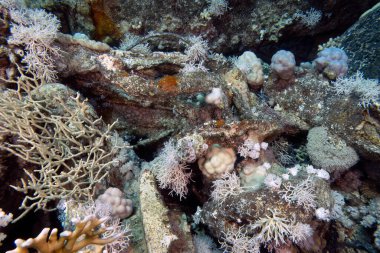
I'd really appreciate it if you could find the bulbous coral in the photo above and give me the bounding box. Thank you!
[198,146,236,180]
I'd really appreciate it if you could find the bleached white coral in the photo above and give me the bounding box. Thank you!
[180,62,209,74]
[289,222,314,244]
[160,234,178,248]
[279,176,317,211]
[288,165,300,176]
[205,87,224,107]
[220,226,259,253]
[306,165,317,174]
[316,168,330,180]
[282,174,290,180]
[294,8,322,28]
[250,209,291,246]
[206,88,224,106]
[264,173,282,189]
[210,172,242,204]
[193,234,220,253]
[150,141,192,200]
[185,36,209,63]
[7,8,61,82]
[0,209,13,227]
[333,71,380,107]
[315,207,330,221]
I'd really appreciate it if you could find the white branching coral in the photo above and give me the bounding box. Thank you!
[289,222,314,244]
[220,226,259,253]
[288,165,300,176]
[294,8,322,28]
[150,140,191,200]
[193,234,219,253]
[241,209,315,250]
[203,0,229,18]
[279,176,317,211]
[249,209,314,248]
[119,32,141,51]
[185,36,209,63]
[180,62,209,74]
[150,134,207,200]
[333,71,380,107]
[7,7,61,82]
[264,173,282,189]
[210,172,242,204]
[250,209,292,246]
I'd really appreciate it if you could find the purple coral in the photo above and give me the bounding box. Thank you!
[313,47,348,80]
[271,50,296,80]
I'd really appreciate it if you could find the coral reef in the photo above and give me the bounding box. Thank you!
[0,1,379,252]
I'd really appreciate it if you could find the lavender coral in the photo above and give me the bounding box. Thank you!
[314,47,348,80]
[271,50,296,80]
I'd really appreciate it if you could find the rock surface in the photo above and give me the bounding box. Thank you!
[25,0,378,61]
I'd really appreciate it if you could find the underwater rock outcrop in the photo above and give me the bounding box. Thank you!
[0,1,379,252]
[25,0,378,58]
